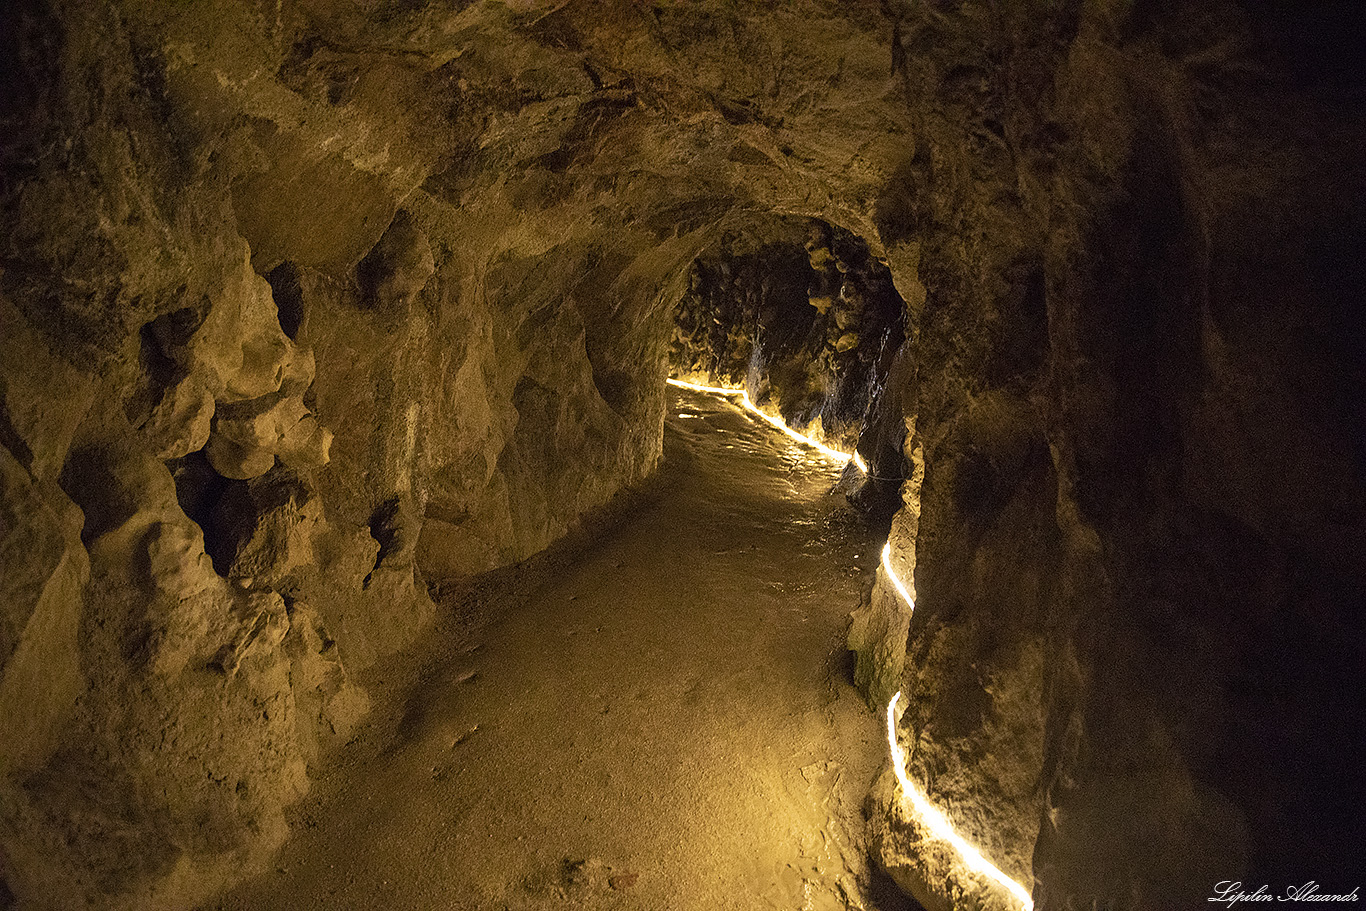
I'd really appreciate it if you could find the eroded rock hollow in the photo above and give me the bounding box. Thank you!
[2,1,1363,909]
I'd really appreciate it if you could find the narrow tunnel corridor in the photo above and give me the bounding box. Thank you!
[211,387,905,911]
[4,1,1364,908]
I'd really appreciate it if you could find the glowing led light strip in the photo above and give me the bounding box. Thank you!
[880,541,914,610]
[881,547,1035,911]
[671,375,1026,908]
[666,377,744,396]
[886,693,1034,910]
[666,377,867,471]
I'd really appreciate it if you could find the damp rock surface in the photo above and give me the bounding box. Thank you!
[210,389,907,911]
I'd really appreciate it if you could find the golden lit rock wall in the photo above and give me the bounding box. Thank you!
[862,1,1366,908]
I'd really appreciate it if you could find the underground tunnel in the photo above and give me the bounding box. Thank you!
[2,1,1365,909]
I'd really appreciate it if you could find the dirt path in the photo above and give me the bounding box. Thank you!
[212,389,912,911]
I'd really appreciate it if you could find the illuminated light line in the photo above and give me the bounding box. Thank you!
[666,377,747,396]
[880,541,914,610]
[666,377,866,470]
[670,375,1028,906]
[881,549,1035,911]
[886,693,1034,910]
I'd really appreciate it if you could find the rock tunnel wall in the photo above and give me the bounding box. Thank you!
[1,0,1364,908]
[854,2,1366,909]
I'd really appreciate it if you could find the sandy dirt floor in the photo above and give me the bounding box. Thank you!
[210,388,917,911]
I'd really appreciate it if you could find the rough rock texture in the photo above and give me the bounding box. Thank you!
[1,0,1363,908]
[1,0,921,904]
[855,1,1366,909]
[671,219,907,454]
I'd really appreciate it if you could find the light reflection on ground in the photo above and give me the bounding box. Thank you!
[213,387,915,911]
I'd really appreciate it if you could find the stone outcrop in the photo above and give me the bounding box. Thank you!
[1,0,1362,908]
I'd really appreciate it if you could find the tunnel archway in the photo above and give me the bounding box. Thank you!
[666,218,911,516]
